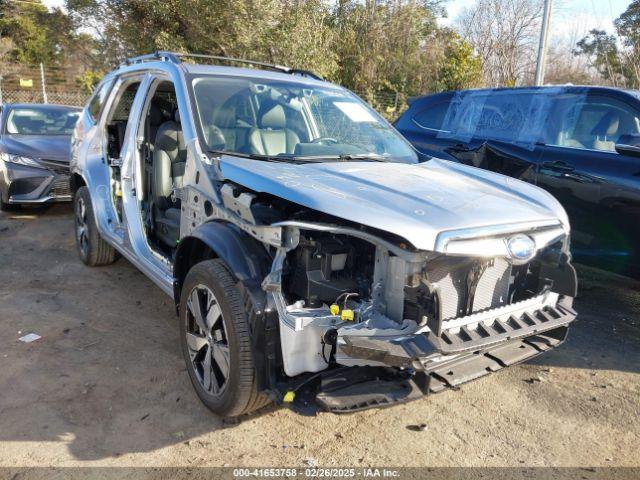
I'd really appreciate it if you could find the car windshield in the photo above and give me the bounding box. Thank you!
[5,107,80,136]
[190,75,418,164]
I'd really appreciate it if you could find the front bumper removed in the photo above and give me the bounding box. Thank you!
[282,298,576,414]
[291,326,569,414]
[339,297,576,367]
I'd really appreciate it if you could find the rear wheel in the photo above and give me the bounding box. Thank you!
[179,259,269,417]
[74,186,117,266]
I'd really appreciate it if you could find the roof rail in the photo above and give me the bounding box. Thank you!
[121,51,323,80]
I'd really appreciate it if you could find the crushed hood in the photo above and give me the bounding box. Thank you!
[219,156,567,251]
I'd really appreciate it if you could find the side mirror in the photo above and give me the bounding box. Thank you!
[615,133,640,157]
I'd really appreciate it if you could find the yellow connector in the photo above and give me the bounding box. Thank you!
[283,391,296,403]
[341,309,355,321]
[330,304,340,316]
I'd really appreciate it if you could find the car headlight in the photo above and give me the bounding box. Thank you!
[0,152,44,169]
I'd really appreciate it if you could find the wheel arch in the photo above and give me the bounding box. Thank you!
[173,221,272,313]
[70,172,87,197]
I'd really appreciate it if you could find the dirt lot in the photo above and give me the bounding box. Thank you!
[0,203,639,469]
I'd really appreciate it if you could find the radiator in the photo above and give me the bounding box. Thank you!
[426,257,512,320]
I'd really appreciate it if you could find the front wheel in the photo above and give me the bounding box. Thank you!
[179,259,269,417]
[74,186,118,266]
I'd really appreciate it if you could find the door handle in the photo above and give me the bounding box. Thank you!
[542,160,575,172]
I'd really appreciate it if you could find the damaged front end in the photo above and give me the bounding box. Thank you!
[258,214,577,413]
[194,156,579,413]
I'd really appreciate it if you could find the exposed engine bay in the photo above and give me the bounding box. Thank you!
[208,176,578,412]
[272,226,574,377]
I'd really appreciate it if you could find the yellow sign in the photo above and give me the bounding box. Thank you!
[19,78,33,88]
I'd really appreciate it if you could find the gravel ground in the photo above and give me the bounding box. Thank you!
[0,204,639,469]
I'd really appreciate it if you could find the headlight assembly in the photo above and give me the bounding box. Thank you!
[0,152,44,169]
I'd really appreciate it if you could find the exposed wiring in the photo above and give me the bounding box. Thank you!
[334,291,359,308]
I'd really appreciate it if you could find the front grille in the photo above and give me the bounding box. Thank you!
[52,176,71,198]
[39,159,70,176]
[426,257,512,320]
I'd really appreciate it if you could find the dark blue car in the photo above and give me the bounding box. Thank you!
[395,86,640,278]
[0,103,81,210]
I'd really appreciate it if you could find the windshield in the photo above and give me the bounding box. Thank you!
[190,75,417,163]
[5,107,80,136]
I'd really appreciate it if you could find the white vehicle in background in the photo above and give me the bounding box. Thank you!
[70,52,577,417]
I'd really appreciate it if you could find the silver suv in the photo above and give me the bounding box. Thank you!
[71,52,578,417]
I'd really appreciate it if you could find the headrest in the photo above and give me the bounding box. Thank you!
[212,106,236,128]
[155,121,185,153]
[259,103,286,129]
[205,125,226,150]
[591,112,620,137]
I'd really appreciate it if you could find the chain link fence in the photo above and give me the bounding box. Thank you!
[0,62,89,107]
[0,89,88,106]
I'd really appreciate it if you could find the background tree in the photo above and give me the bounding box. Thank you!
[574,30,626,86]
[456,0,543,87]
[428,29,483,92]
[614,0,640,88]
[572,1,640,89]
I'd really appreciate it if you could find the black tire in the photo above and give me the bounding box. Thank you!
[74,186,117,266]
[179,259,270,417]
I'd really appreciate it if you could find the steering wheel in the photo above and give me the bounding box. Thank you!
[310,137,339,145]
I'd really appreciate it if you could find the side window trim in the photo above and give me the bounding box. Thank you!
[88,77,116,124]
[101,74,146,127]
[411,99,452,133]
[99,73,148,162]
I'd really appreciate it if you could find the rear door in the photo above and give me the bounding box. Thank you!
[538,90,640,276]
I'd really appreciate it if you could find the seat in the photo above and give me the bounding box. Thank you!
[148,103,172,149]
[152,110,186,248]
[591,112,620,151]
[248,103,299,155]
[209,106,235,150]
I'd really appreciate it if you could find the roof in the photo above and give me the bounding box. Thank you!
[183,64,334,88]
[113,51,334,89]
[421,85,639,97]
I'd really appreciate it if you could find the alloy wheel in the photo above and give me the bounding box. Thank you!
[185,284,230,396]
[75,196,89,257]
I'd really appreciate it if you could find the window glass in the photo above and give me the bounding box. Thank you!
[545,95,640,152]
[412,100,451,131]
[88,79,114,122]
[105,80,142,158]
[6,107,80,135]
[191,76,417,163]
[437,89,554,150]
[110,82,140,121]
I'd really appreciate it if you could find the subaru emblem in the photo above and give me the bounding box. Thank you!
[506,234,536,263]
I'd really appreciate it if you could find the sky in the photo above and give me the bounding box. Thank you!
[439,0,632,46]
[43,0,633,46]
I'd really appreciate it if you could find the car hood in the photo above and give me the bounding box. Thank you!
[218,156,568,251]
[0,134,72,162]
